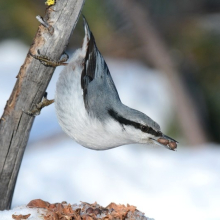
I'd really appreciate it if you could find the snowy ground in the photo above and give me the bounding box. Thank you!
[0,206,46,220]
[0,41,220,220]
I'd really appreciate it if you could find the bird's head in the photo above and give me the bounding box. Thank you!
[108,107,178,150]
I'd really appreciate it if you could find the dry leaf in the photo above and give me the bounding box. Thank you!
[82,215,94,220]
[44,212,59,220]
[62,204,74,214]
[27,199,50,208]
[26,199,143,220]
[12,213,31,219]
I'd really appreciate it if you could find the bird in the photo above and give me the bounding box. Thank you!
[54,17,178,151]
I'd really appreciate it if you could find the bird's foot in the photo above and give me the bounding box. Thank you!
[29,50,69,67]
[23,92,54,117]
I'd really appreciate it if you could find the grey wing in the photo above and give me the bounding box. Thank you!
[81,18,120,113]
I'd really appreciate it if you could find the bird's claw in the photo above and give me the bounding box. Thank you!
[29,50,69,67]
[23,92,54,117]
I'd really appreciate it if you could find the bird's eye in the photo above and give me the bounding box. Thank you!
[140,125,149,133]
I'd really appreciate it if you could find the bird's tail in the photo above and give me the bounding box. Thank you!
[81,16,98,64]
[83,16,92,40]
[82,16,96,53]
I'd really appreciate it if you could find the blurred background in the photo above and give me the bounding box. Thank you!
[0,0,220,220]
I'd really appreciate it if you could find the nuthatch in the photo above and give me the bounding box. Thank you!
[54,18,178,151]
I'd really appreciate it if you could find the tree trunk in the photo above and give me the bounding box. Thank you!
[0,0,85,210]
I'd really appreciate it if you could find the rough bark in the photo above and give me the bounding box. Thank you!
[0,0,85,210]
[113,0,208,145]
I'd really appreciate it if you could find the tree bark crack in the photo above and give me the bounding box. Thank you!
[0,129,15,178]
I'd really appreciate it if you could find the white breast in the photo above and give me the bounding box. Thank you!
[55,50,134,150]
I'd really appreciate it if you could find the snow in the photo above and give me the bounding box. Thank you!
[10,141,220,220]
[0,41,220,220]
[0,206,46,220]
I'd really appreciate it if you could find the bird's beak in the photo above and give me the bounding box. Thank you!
[150,135,178,151]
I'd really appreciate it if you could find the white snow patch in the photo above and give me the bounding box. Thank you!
[0,205,46,220]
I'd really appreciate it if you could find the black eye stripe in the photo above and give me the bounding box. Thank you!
[108,109,140,129]
[108,109,161,137]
